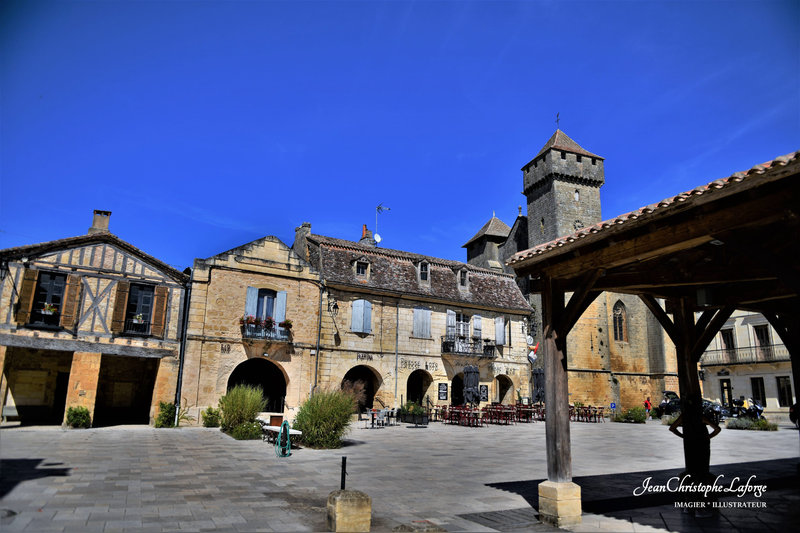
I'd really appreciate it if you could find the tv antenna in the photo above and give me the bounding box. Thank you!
[375,203,390,246]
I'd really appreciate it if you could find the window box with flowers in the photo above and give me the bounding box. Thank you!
[41,303,58,316]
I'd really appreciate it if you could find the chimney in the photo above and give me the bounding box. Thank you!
[359,224,376,247]
[88,210,111,234]
[292,222,312,259]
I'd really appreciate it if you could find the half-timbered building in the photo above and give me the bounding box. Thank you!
[0,210,188,426]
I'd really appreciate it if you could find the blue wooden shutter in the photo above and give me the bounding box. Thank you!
[446,309,456,338]
[423,308,431,338]
[363,300,372,333]
[473,315,482,338]
[245,287,258,317]
[351,299,364,332]
[414,307,431,338]
[275,291,287,334]
[495,316,506,345]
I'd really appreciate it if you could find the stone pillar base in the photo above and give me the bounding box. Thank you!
[327,489,371,532]
[538,481,582,527]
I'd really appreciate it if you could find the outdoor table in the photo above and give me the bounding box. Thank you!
[256,418,303,443]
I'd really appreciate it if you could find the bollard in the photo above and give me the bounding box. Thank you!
[341,456,347,490]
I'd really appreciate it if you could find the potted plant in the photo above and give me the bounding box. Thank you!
[41,303,57,315]
[263,316,275,329]
[132,313,144,324]
[278,318,292,330]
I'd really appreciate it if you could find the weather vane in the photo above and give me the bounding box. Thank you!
[375,203,390,246]
[556,112,560,129]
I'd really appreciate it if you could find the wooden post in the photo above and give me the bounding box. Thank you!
[542,276,570,482]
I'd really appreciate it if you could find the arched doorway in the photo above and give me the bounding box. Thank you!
[342,365,382,412]
[227,358,287,412]
[451,373,464,406]
[406,369,433,406]
[496,374,514,404]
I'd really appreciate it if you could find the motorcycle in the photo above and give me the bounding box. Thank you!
[731,397,765,420]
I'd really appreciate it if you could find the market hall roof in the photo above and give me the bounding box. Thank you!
[462,215,512,248]
[508,149,800,316]
[306,234,531,313]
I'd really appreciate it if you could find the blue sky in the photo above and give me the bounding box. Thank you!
[1,1,798,271]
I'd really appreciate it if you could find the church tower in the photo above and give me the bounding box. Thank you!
[521,130,604,248]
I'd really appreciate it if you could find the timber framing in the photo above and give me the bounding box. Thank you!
[508,150,800,514]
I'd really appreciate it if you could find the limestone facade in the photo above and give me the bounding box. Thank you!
[0,210,188,426]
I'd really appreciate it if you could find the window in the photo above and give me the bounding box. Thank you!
[125,283,154,334]
[30,271,66,326]
[750,377,766,407]
[459,270,468,288]
[351,299,372,333]
[576,155,582,163]
[720,379,732,408]
[456,312,470,337]
[419,262,429,283]
[244,287,288,339]
[256,289,276,320]
[495,316,506,345]
[473,315,482,339]
[720,328,735,352]
[412,306,431,338]
[753,324,771,359]
[574,189,580,202]
[776,376,793,407]
[560,151,566,160]
[613,301,628,342]
[356,262,368,277]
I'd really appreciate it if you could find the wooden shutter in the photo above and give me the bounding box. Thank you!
[351,299,364,332]
[413,307,424,337]
[15,268,39,324]
[275,291,287,335]
[473,315,482,338]
[363,300,372,334]
[446,309,456,338]
[110,281,130,334]
[150,286,169,338]
[495,316,506,345]
[59,274,83,330]
[245,287,258,318]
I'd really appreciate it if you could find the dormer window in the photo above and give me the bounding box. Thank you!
[459,269,469,288]
[419,262,429,283]
[354,258,370,280]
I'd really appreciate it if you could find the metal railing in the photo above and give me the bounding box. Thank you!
[700,344,789,366]
[241,324,290,341]
[441,336,495,358]
[124,319,151,335]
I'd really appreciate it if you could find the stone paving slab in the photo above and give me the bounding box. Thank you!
[0,419,798,532]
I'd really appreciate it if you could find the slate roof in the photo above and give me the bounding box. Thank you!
[523,129,603,169]
[507,150,800,268]
[0,233,189,283]
[462,215,512,247]
[306,234,531,312]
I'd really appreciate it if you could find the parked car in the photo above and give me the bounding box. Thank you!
[654,391,681,418]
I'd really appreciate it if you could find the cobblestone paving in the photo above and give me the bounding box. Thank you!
[0,419,797,532]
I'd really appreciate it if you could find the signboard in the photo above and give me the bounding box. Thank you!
[610,402,616,409]
[479,385,489,402]
[438,383,448,401]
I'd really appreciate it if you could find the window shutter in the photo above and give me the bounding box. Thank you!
[59,274,82,330]
[495,316,506,345]
[363,300,372,333]
[150,286,169,338]
[111,281,130,334]
[245,287,258,318]
[351,299,364,332]
[275,291,287,333]
[423,308,431,338]
[473,315,482,338]
[446,309,456,338]
[15,268,39,324]
[413,307,431,338]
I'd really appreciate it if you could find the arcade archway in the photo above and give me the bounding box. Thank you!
[451,373,464,406]
[342,365,382,411]
[406,369,433,406]
[496,374,514,404]
[227,358,287,412]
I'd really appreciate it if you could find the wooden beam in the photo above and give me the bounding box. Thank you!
[691,306,735,362]
[639,295,679,346]
[559,269,603,334]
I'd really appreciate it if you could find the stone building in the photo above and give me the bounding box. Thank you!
[179,233,322,424]
[465,130,677,409]
[0,210,188,426]
[699,310,794,420]
[180,222,533,423]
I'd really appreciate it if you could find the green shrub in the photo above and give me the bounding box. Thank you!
[293,389,356,448]
[230,421,263,440]
[155,401,176,428]
[727,418,777,431]
[219,385,266,433]
[613,406,647,423]
[66,406,91,428]
[201,406,221,428]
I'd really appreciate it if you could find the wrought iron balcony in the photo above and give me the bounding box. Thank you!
[441,335,495,358]
[241,324,290,341]
[124,318,151,335]
[700,344,789,366]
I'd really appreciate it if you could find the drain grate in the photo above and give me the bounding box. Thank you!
[458,507,558,531]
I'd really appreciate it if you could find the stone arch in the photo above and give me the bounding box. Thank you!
[227,358,287,413]
[342,365,383,411]
[406,369,433,406]
[451,373,464,406]
[496,374,514,404]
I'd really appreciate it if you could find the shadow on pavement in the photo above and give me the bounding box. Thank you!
[0,459,71,498]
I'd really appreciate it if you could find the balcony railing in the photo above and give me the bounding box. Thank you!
[124,318,151,335]
[700,344,789,366]
[441,336,495,358]
[241,324,290,341]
